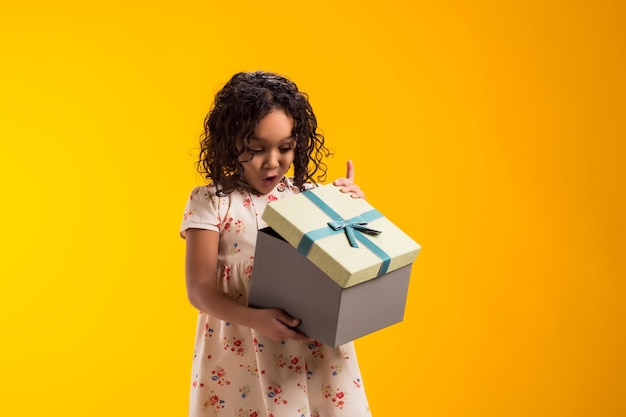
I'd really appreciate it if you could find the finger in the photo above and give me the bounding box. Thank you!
[286,328,313,342]
[345,160,355,182]
[275,311,300,328]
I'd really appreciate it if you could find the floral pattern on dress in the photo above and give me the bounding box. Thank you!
[202,390,226,414]
[180,178,371,417]
[222,337,245,356]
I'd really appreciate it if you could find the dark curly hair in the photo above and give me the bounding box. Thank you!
[197,71,331,195]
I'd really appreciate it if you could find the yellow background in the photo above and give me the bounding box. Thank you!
[1,1,624,416]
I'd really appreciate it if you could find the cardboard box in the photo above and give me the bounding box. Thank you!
[249,228,414,347]
[248,185,421,347]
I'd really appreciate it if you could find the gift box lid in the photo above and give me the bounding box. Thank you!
[261,184,421,288]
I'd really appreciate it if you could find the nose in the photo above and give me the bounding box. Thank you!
[263,149,280,169]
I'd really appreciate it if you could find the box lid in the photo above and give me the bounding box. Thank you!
[261,184,421,288]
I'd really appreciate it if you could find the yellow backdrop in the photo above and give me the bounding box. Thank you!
[1,1,624,416]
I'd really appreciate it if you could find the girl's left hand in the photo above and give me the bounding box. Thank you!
[333,160,365,199]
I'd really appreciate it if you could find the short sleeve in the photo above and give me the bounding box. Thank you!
[180,185,221,238]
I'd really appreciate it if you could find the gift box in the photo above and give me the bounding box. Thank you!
[248,184,421,347]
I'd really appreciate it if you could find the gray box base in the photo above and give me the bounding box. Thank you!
[249,227,412,347]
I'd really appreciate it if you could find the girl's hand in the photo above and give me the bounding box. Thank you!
[333,160,365,199]
[250,308,313,342]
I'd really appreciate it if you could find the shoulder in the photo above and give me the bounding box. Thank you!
[188,183,219,203]
[188,182,245,206]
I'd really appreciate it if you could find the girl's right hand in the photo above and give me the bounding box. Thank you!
[251,308,313,342]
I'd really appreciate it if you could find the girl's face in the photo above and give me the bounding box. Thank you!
[239,109,296,194]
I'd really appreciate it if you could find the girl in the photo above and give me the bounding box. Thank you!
[180,71,371,417]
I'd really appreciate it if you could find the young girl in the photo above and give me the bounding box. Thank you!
[180,71,372,417]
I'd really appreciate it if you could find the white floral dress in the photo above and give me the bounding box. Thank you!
[180,178,372,417]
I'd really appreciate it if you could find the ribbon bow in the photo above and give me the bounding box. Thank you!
[327,220,382,248]
[297,189,391,277]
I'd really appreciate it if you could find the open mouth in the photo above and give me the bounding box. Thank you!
[263,176,278,185]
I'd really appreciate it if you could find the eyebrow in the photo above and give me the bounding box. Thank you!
[249,135,295,143]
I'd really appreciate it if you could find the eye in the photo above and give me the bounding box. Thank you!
[248,148,263,155]
[279,146,294,153]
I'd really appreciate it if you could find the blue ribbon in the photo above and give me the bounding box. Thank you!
[296,190,391,277]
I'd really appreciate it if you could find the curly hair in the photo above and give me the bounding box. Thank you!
[197,71,331,195]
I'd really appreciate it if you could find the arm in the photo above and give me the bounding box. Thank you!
[184,228,311,342]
